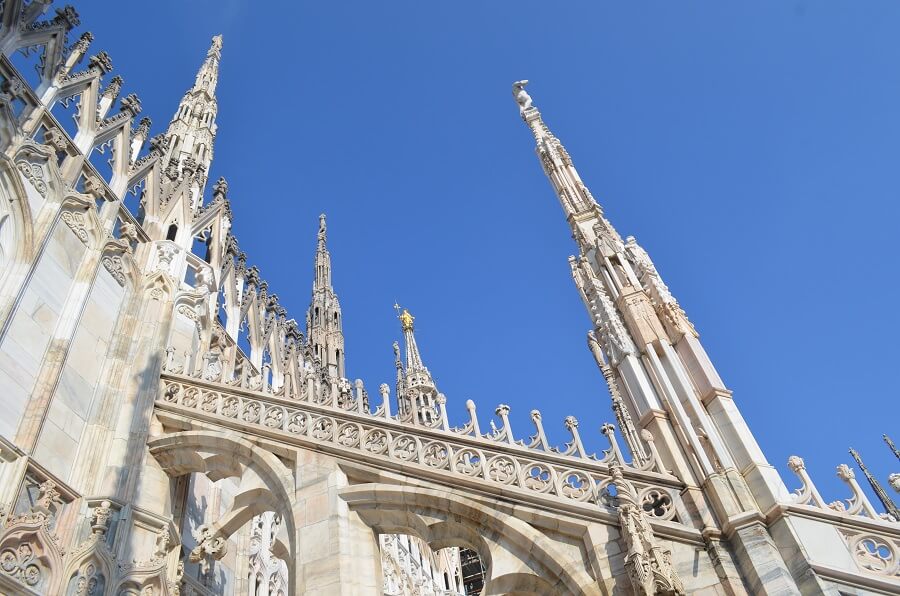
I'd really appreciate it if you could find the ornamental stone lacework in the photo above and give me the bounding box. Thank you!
[157,372,684,520]
[0,2,898,595]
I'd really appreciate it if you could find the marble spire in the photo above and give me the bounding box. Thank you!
[162,34,223,199]
[394,305,441,423]
[307,214,345,378]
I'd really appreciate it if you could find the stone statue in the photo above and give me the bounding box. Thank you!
[512,80,532,113]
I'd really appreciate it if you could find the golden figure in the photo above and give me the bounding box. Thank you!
[398,308,414,331]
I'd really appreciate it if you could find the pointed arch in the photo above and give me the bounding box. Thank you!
[57,192,106,249]
[0,153,36,325]
[341,483,602,596]
[0,518,65,595]
[147,430,298,593]
[99,239,140,289]
[61,541,116,596]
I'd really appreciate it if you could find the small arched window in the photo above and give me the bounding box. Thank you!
[166,223,178,241]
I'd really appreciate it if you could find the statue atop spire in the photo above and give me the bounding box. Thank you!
[209,34,223,58]
[398,307,414,332]
[512,80,533,113]
[512,79,598,218]
[393,304,443,426]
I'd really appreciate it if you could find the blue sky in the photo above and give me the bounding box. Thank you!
[68,2,899,506]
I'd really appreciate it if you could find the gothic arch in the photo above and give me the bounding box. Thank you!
[0,152,35,324]
[98,239,141,289]
[61,545,115,596]
[341,483,601,596]
[113,572,166,596]
[147,430,298,593]
[487,572,559,596]
[57,191,106,249]
[0,519,65,595]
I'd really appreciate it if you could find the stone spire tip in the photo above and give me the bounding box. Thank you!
[209,34,223,57]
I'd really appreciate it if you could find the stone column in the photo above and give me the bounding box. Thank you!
[292,450,381,595]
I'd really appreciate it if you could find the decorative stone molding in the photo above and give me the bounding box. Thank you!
[157,375,684,516]
[188,523,227,575]
[839,529,900,579]
[60,209,89,245]
[100,254,126,286]
[16,160,47,198]
[43,128,69,153]
[610,466,685,595]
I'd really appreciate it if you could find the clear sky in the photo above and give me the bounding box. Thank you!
[67,2,898,507]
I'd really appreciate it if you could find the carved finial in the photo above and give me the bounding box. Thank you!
[836,463,855,481]
[71,31,93,54]
[53,5,80,31]
[318,213,327,243]
[90,500,112,537]
[211,177,228,200]
[134,117,151,138]
[181,155,197,175]
[564,415,578,430]
[787,455,805,473]
[101,74,123,99]
[88,51,113,74]
[119,93,141,116]
[148,133,168,156]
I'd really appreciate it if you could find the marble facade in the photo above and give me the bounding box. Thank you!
[0,4,897,595]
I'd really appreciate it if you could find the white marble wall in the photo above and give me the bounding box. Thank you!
[0,220,83,438]
[34,266,123,480]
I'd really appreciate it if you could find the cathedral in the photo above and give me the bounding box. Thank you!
[0,2,898,595]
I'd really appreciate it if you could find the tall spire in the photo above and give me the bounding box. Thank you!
[393,305,441,424]
[850,447,900,520]
[514,80,800,529]
[162,34,223,199]
[396,306,426,374]
[513,82,606,225]
[307,214,345,378]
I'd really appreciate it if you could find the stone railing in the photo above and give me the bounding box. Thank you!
[164,351,670,477]
[786,455,897,523]
[157,373,687,525]
[785,454,900,583]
